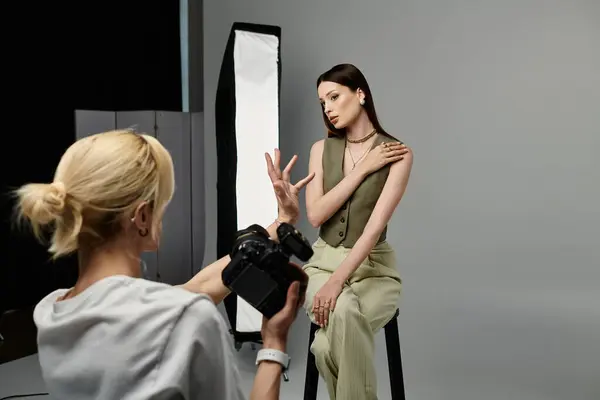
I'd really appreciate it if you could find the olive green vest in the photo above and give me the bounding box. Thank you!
[319,133,402,248]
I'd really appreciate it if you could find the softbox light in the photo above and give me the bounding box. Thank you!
[215,22,282,350]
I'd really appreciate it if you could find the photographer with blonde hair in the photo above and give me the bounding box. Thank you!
[14,129,314,400]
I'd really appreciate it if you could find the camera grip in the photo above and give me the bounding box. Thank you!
[288,262,308,304]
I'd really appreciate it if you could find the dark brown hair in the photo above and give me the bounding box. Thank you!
[317,63,394,139]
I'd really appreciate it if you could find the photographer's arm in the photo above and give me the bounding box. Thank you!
[179,218,287,305]
[250,344,286,400]
[250,282,301,400]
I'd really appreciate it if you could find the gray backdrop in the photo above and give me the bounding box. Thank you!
[203,1,600,399]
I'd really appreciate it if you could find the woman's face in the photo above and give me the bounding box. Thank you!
[317,81,363,129]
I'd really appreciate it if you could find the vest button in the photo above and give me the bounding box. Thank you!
[339,232,343,237]
[340,217,345,223]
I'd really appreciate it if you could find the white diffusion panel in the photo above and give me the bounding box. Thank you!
[233,30,280,333]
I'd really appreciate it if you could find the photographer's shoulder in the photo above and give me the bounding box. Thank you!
[128,277,215,312]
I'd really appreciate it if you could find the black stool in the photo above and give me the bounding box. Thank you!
[303,308,406,400]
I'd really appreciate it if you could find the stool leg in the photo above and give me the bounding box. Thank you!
[384,317,406,400]
[304,323,320,400]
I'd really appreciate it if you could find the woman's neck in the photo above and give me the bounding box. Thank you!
[345,112,375,142]
[62,243,142,300]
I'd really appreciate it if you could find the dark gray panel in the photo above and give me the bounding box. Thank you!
[116,111,159,282]
[74,110,115,139]
[155,111,193,285]
[116,111,156,136]
[190,112,205,272]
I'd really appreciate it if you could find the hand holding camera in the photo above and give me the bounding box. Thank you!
[221,222,312,319]
[221,222,312,361]
[260,280,303,351]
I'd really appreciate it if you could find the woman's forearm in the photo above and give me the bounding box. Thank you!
[307,167,367,228]
[180,219,286,304]
[329,155,412,284]
[330,230,380,285]
[330,151,413,284]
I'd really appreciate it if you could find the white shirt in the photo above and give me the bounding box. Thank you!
[33,275,246,400]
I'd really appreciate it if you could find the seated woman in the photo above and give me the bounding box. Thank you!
[14,129,313,400]
[303,64,414,400]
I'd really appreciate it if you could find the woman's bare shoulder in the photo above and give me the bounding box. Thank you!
[310,139,325,154]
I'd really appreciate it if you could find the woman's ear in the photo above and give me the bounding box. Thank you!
[356,88,366,104]
[131,201,151,231]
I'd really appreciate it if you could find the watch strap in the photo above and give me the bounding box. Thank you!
[256,348,291,381]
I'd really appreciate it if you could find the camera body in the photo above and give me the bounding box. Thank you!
[221,222,313,319]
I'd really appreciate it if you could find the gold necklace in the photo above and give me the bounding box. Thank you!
[346,142,371,170]
[346,128,377,144]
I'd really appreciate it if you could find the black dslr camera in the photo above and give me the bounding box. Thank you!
[221,222,313,319]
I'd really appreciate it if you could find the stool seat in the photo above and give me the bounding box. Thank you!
[303,308,405,400]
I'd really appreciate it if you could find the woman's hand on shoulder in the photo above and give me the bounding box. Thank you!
[387,144,413,180]
[391,144,413,168]
[358,141,409,176]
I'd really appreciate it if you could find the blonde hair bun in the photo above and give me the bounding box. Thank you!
[17,181,68,225]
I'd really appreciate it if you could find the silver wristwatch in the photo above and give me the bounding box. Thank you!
[256,348,291,381]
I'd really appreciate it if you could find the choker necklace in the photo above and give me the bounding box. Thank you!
[346,128,377,144]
